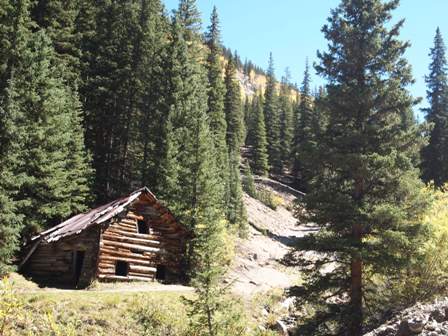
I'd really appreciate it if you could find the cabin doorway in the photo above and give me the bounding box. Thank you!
[72,251,85,288]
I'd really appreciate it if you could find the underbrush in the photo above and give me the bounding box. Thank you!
[242,167,283,211]
[0,277,192,336]
[1,276,286,335]
[256,189,283,210]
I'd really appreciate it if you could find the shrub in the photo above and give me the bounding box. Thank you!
[257,190,281,210]
[0,277,24,335]
[134,295,189,336]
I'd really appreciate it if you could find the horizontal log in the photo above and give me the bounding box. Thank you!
[98,268,115,275]
[113,222,137,230]
[106,228,163,240]
[126,213,144,221]
[99,255,154,266]
[101,240,160,253]
[97,274,153,282]
[100,247,157,261]
[129,265,156,273]
[128,272,154,279]
[108,226,136,234]
[102,233,161,247]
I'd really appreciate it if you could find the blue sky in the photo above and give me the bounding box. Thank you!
[163,1,448,119]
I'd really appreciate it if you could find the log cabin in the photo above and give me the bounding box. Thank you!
[20,187,189,288]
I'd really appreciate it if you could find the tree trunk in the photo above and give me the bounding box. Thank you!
[350,222,363,336]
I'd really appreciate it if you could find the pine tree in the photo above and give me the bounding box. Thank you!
[263,53,282,174]
[30,0,82,85]
[293,60,317,190]
[224,56,246,228]
[9,30,91,237]
[157,15,218,230]
[294,1,430,334]
[0,0,30,275]
[251,94,269,176]
[421,27,448,187]
[176,0,201,40]
[279,69,294,169]
[81,1,145,202]
[204,6,229,207]
[224,57,244,154]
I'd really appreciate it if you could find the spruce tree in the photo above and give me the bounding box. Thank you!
[421,27,448,187]
[294,1,430,334]
[157,14,219,232]
[251,94,269,176]
[279,69,294,169]
[224,57,244,154]
[30,0,82,85]
[176,0,201,40]
[293,60,317,190]
[0,0,30,275]
[129,0,169,191]
[224,56,246,229]
[81,1,145,202]
[9,30,91,237]
[263,53,282,174]
[204,6,229,207]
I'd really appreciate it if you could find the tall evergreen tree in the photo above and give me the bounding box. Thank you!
[263,53,282,174]
[128,0,169,192]
[81,1,145,202]
[0,0,31,274]
[204,6,228,207]
[157,15,221,234]
[30,0,82,85]
[9,30,91,237]
[251,94,269,176]
[224,56,246,228]
[224,57,244,154]
[294,1,429,335]
[279,69,294,169]
[176,0,201,39]
[421,27,448,187]
[293,60,318,190]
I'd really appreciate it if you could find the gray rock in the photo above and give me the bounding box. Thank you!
[273,320,288,336]
[430,308,447,323]
[408,315,428,333]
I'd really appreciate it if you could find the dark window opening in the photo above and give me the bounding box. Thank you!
[156,265,166,281]
[115,261,129,276]
[137,220,149,234]
[130,248,144,255]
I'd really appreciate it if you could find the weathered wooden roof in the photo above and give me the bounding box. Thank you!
[30,187,177,244]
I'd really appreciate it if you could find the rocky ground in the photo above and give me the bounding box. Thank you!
[365,298,448,336]
[228,176,316,298]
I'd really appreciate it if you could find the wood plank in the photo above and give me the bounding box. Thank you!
[102,233,161,247]
[100,247,156,261]
[99,255,154,266]
[129,265,157,273]
[101,240,160,253]
[97,274,153,282]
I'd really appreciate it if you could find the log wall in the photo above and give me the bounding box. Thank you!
[97,198,187,282]
[24,226,100,288]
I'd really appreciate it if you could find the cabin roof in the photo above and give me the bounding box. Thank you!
[30,187,181,244]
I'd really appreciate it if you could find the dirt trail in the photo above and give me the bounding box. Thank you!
[228,178,317,297]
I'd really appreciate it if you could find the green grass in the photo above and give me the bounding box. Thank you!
[21,291,190,335]
[3,276,193,336]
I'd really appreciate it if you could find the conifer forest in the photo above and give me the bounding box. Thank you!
[1,1,448,335]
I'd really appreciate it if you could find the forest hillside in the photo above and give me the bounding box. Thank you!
[1,0,448,335]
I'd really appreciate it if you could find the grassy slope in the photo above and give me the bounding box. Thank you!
[4,274,192,336]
